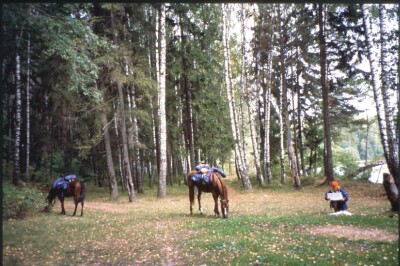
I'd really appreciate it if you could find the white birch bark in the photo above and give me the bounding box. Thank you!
[379,4,399,180]
[13,36,22,185]
[157,3,167,198]
[223,4,252,189]
[242,4,265,186]
[361,4,390,165]
[263,65,273,183]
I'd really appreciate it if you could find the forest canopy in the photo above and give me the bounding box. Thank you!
[1,3,398,199]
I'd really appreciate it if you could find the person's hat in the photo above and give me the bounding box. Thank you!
[330,181,340,189]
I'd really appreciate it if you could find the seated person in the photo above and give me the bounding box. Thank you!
[325,181,349,212]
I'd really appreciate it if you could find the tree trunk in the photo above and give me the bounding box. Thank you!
[223,4,252,190]
[379,4,399,183]
[296,65,307,177]
[113,100,125,191]
[26,30,31,182]
[157,3,167,198]
[128,85,143,193]
[111,6,135,202]
[242,4,265,187]
[13,34,22,186]
[383,173,399,212]
[318,4,334,184]
[101,107,118,200]
[179,12,195,170]
[362,4,398,185]
[279,4,300,188]
[263,66,273,183]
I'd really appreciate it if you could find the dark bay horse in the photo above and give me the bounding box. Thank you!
[46,180,86,216]
[188,170,229,218]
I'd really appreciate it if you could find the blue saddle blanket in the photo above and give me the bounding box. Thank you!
[191,167,226,184]
[51,174,77,190]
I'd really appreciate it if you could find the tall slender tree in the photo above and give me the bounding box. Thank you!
[242,4,265,186]
[319,4,334,184]
[223,4,252,189]
[110,5,136,202]
[157,3,167,198]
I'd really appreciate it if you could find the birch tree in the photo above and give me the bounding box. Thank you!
[13,31,22,185]
[362,4,399,184]
[241,4,265,186]
[223,4,252,190]
[157,3,167,198]
[378,4,399,182]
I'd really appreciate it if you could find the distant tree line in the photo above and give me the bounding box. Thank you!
[1,3,398,200]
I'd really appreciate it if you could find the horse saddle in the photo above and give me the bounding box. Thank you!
[192,172,212,184]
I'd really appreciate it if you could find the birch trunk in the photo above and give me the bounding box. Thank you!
[379,4,399,181]
[13,35,22,185]
[157,4,167,198]
[361,4,399,182]
[296,57,307,176]
[263,66,273,183]
[113,100,125,191]
[223,4,252,189]
[242,4,265,186]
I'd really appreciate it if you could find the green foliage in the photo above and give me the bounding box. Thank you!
[3,183,45,220]
[333,145,360,178]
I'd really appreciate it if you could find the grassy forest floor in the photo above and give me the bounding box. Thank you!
[3,177,399,266]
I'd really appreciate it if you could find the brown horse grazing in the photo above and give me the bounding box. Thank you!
[46,180,86,216]
[188,170,229,218]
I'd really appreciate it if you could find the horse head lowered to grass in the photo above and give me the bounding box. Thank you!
[188,169,229,218]
[45,179,86,216]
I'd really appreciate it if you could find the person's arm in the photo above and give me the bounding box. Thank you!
[340,188,349,202]
[325,191,330,201]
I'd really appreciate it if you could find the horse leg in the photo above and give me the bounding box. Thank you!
[60,197,66,215]
[189,183,195,215]
[72,198,78,216]
[80,201,84,216]
[213,193,220,217]
[198,191,203,215]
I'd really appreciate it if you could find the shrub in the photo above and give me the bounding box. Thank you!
[3,183,45,220]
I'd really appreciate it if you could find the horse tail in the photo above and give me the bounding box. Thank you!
[78,180,87,202]
[188,170,196,206]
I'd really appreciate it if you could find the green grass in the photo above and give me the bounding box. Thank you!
[3,179,399,265]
